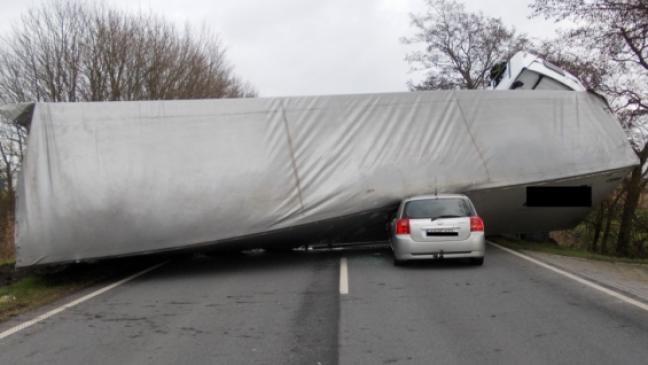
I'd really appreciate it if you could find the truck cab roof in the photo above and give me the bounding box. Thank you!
[492,52,586,92]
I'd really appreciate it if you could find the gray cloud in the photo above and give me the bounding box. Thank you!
[0,0,559,96]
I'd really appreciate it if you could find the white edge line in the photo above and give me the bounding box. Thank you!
[339,257,349,295]
[0,261,168,341]
[489,241,648,312]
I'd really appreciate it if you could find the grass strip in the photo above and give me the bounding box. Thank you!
[491,237,648,265]
[0,275,94,322]
[0,256,162,323]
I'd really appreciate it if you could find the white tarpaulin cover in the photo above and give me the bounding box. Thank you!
[13,90,638,266]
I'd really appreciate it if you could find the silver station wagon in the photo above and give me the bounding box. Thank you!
[390,194,485,266]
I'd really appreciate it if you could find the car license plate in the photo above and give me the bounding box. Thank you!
[426,229,458,236]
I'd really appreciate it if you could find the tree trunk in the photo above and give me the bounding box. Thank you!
[616,166,642,256]
[4,166,12,195]
[602,201,617,255]
[0,191,15,260]
[591,202,605,252]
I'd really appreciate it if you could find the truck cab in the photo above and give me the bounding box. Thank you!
[490,52,586,91]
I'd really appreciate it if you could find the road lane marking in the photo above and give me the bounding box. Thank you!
[0,261,168,341]
[489,242,648,313]
[340,257,349,295]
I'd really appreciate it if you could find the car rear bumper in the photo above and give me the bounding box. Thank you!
[391,233,485,261]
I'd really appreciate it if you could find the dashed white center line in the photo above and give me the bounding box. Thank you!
[339,257,349,295]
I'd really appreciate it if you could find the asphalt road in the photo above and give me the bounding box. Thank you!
[1,244,648,365]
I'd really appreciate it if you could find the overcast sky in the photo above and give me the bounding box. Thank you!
[0,0,561,97]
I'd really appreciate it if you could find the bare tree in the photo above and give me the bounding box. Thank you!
[532,40,609,91]
[532,0,648,257]
[0,0,256,104]
[402,0,528,90]
[0,113,26,259]
[0,121,26,195]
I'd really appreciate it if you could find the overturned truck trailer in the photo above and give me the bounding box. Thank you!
[9,90,638,266]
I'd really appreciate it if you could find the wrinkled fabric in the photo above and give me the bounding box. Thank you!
[13,90,638,266]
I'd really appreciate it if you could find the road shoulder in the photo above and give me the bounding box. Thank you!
[491,242,648,305]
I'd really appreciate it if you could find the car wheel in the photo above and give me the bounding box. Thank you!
[470,257,484,266]
[393,257,405,266]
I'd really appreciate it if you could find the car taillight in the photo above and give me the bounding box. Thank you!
[470,216,484,232]
[395,218,410,235]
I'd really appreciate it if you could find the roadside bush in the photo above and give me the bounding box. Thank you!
[555,189,648,258]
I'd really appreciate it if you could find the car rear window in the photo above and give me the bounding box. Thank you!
[404,198,474,219]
